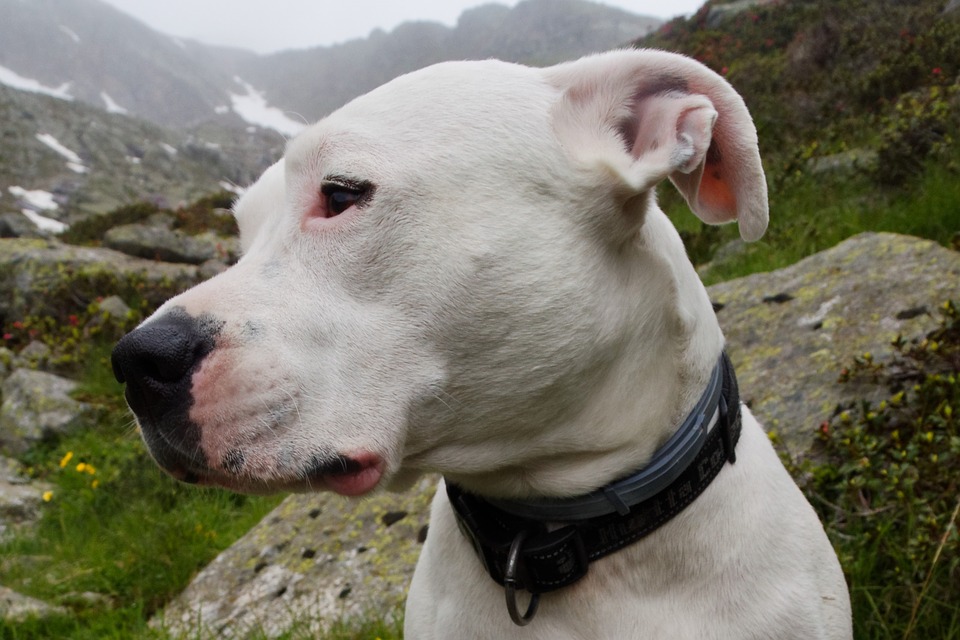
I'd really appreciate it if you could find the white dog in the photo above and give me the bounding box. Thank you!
[112,49,852,638]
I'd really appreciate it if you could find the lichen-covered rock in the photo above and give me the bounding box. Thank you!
[156,476,435,639]
[0,586,66,623]
[0,238,200,321]
[711,232,960,452]
[0,369,93,455]
[103,223,222,265]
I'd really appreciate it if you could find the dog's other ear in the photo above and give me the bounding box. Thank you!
[546,49,768,241]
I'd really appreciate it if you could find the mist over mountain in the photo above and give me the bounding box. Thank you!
[0,0,242,128]
[0,0,660,131]
[239,0,661,124]
[0,0,660,226]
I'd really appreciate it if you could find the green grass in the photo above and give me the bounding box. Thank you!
[0,405,282,639]
[663,153,960,285]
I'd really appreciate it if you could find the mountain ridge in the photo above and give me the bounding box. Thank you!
[0,0,661,229]
[0,0,661,131]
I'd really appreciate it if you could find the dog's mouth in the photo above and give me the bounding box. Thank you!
[144,430,385,497]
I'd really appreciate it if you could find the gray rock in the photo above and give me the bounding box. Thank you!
[0,456,51,539]
[156,475,434,638]
[96,295,132,319]
[711,232,960,452]
[808,149,878,175]
[0,585,66,623]
[155,232,960,637]
[0,238,200,321]
[0,213,42,239]
[12,341,51,370]
[0,369,92,455]
[103,223,220,265]
[146,213,177,229]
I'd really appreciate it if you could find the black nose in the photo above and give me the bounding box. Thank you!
[112,309,219,418]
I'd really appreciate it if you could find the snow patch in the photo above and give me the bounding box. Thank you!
[126,156,142,165]
[100,91,128,115]
[214,105,230,115]
[8,186,68,233]
[59,25,81,44]
[0,64,73,100]
[35,133,88,173]
[230,77,305,137]
[160,143,178,155]
[21,209,69,234]
[9,185,58,211]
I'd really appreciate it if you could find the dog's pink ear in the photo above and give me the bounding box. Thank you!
[546,50,768,241]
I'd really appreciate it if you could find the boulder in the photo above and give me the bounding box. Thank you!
[0,238,200,321]
[96,295,132,320]
[103,223,220,265]
[0,456,51,539]
[156,475,434,638]
[808,149,878,175]
[12,341,51,370]
[0,369,93,455]
[711,232,960,452]
[155,232,960,637]
[0,213,42,239]
[0,586,66,624]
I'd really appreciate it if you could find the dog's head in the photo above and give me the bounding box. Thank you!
[112,50,766,498]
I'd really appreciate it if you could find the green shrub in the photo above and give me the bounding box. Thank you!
[874,81,960,186]
[60,202,161,246]
[787,301,960,639]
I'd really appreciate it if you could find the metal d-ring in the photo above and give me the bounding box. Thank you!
[504,530,540,626]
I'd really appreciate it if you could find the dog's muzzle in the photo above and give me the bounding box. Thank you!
[111,308,221,481]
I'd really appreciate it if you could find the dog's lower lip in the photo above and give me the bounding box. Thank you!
[313,453,384,497]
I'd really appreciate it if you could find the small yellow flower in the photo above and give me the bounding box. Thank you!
[42,491,54,502]
[76,462,87,473]
[59,451,74,468]
[91,479,100,489]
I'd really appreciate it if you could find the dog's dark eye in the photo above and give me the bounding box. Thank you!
[320,182,368,217]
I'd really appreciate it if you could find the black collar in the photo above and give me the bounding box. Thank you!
[445,352,742,625]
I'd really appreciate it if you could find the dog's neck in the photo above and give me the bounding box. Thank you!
[431,202,724,501]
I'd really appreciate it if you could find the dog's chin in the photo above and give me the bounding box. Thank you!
[149,446,386,497]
